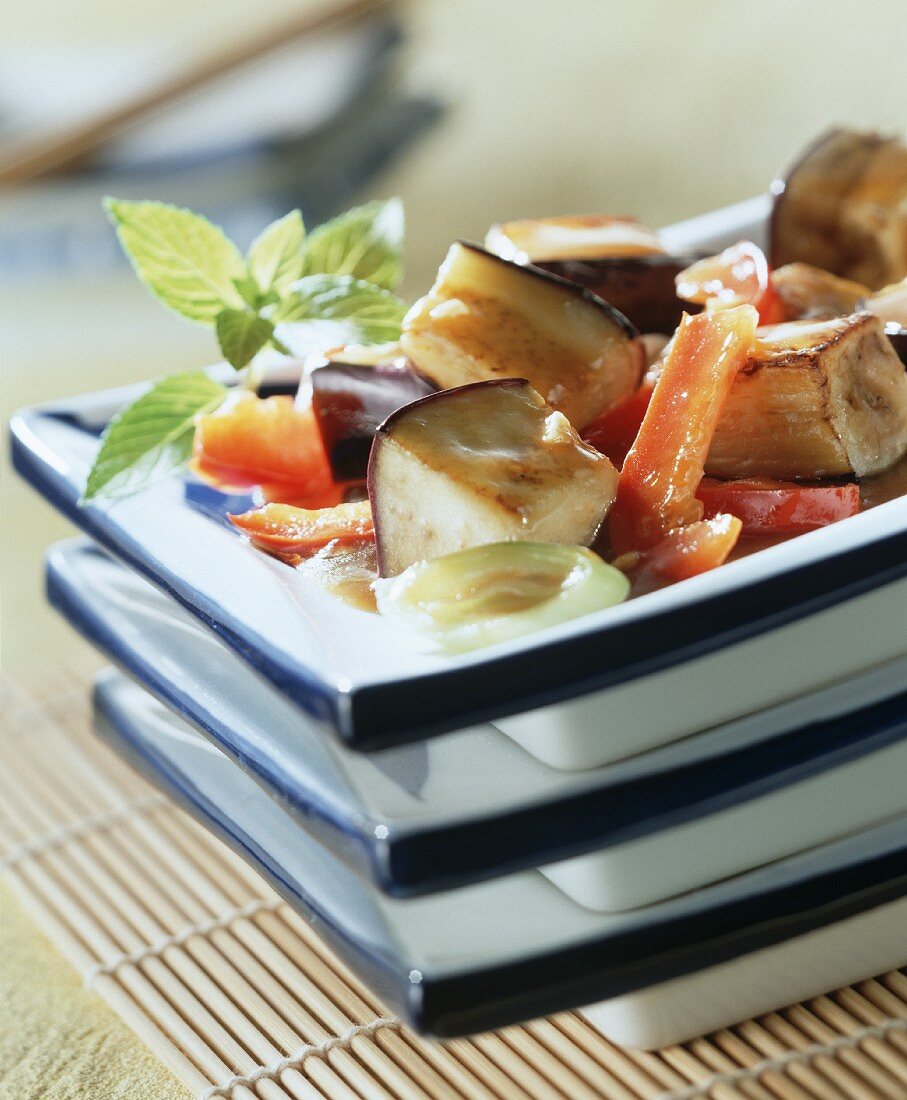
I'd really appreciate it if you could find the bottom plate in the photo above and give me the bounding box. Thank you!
[585,893,907,1048]
[93,669,907,1038]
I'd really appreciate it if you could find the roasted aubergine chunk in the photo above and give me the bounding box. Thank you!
[368,378,619,577]
[399,242,644,429]
[485,215,696,335]
[770,128,907,290]
[706,313,907,480]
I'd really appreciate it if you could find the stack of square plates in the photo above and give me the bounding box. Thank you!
[12,195,907,1048]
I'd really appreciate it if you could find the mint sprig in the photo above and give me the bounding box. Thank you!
[83,372,227,502]
[104,197,405,371]
[215,310,276,371]
[299,198,404,289]
[87,198,406,503]
[246,209,305,298]
[84,197,407,504]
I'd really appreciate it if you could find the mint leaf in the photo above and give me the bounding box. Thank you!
[215,309,275,370]
[233,272,266,309]
[83,372,227,502]
[275,274,407,344]
[105,198,246,324]
[247,209,305,296]
[299,199,403,290]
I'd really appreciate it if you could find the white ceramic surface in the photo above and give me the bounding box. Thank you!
[50,538,907,910]
[543,732,907,909]
[93,669,907,1038]
[500,572,907,769]
[584,893,907,1049]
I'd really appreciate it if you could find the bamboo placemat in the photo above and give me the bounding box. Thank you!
[4,668,907,1100]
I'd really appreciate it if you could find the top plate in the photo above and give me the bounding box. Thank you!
[14,195,907,750]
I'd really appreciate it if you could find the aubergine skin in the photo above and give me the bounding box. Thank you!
[311,363,435,482]
[885,326,907,367]
[535,254,703,334]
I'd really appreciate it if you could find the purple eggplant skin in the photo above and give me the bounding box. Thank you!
[533,253,704,335]
[367,378,530,578]
[311,362,436,483]
[457,241,638,339]
[885,324,907,368]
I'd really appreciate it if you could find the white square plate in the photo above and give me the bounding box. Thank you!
[14,195,907,765]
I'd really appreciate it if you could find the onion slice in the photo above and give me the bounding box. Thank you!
[375,542,629,653]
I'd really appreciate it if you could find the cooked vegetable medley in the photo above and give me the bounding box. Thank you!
[92,129,907,652]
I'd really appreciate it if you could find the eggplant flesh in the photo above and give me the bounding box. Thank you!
[707,314,907,480]
[485,215,663,263]
[771,128,907,290]
[400,242,644,430]
[368,378,618,577]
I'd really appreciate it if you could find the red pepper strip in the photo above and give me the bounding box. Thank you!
[609,305,758,557]
[632,514,743,584]
[229,501,374,564]
[581,379,655,467]
[193,394,344,508]
[676,240,786,324]
[696,478,861,534]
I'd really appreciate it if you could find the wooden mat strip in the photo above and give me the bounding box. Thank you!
[4,667,907,1100]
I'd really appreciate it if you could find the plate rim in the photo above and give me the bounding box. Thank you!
[16,400,907,750]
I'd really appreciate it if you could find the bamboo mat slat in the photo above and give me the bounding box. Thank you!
[3,667,907,1100]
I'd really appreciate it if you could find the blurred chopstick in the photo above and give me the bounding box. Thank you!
[0,0,395,189]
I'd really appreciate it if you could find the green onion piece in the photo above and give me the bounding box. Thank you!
[375,542,629,653]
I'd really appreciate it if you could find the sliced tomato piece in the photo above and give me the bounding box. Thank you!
[581,380,655,467]
[676,240,785,324]
[193,393,343,508]
[229,500,374,564]
[609,305,758,556]
[697,478,861,533]
[753,280,787,324]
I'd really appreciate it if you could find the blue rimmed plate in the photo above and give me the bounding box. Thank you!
[93,667,907,1042]
[51,538,907,910]
[14,195,907,763]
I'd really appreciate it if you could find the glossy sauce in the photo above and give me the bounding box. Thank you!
[860,450,907,509]
[298,541,379,612]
